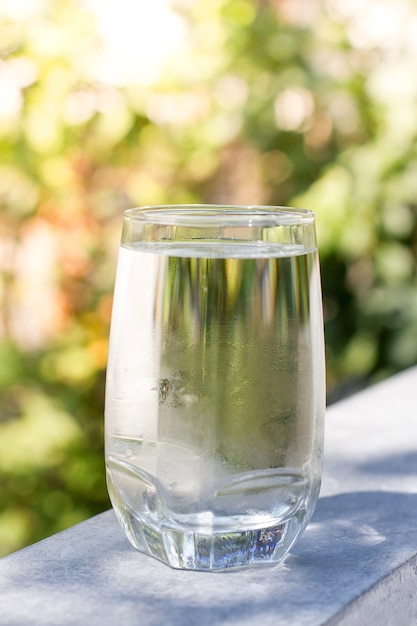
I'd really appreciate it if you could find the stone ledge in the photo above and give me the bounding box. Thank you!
[1,367,417,626]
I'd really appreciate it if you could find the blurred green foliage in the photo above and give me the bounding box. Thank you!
[1,0,417,555]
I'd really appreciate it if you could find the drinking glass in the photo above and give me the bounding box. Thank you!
[105,205,325,571]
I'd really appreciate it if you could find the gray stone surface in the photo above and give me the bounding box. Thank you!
[1,367,417,625]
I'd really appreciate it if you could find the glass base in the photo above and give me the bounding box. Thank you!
[117,507,307,571]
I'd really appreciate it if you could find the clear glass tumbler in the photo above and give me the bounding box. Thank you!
[105,205,325,571]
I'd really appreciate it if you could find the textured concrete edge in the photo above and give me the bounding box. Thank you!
[323,553,417,626]
[0,509,117,564]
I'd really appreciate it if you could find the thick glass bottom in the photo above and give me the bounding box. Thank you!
[116,506,307,571]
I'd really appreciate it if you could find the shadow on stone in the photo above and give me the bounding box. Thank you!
[357,451,417,477]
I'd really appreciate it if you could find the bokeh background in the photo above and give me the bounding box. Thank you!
[2,0,417,556]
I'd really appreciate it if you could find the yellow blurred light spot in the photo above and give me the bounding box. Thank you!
[184,151,219,183]
[44,347,96,384]
[341,335,377,377]
[0,117,20,139]
[225,1,256,26]
[27,20,65,57]
[24,110,61,153]
[127,173,165,206]
[92,107,133,149]
[88,338,108,369]
[0,390,82,472]
[40,157,74,188]
[0,508,35,558]
[0,23,21,55]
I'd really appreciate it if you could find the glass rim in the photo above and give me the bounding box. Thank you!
[123,204,315,227]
